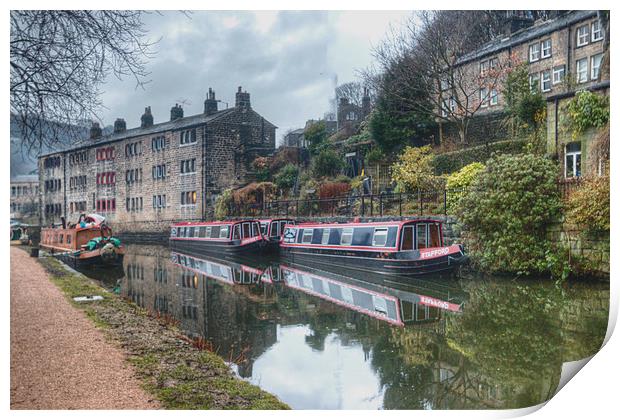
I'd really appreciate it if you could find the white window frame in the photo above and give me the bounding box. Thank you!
[552,65,565,85]
[302,229,313,244]
[372,228,389,247]
[576,58,588,83]
[480,87,489,108]
[591,53,603,80]
[541,70,552,92]
[321,229,330,245]
[591,20,603,42]
[565,143,582,178]
[541,39,552,58]
[489,89,498,106]
[577,25,589,46]
[529,74,540,92]
[480,60,489,76]
[529,43,540,62]
[341,228,353,246]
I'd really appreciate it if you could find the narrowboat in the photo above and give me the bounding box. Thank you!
[170,219,265,256]
[40,214,125,267]
[258,218,296,251]
[280,219,468,277]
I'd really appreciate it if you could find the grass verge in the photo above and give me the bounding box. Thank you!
[38,256,289,410]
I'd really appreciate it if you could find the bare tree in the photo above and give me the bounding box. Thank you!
[369,11,517,145]
[335,81,374,108]
[10,11,157,156]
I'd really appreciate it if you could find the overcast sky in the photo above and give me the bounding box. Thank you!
[99,10,411,144]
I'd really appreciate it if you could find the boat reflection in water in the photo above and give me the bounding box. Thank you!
[115,244,609,410]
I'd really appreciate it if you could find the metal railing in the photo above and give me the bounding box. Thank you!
[228,189,450,218]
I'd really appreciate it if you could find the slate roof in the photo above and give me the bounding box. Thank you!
[40,106,277,157]
[457,10,598,65]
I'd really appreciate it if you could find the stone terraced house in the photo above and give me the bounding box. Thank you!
[38,86,276,234]
[443,10,609,177]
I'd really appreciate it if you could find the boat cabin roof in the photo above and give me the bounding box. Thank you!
[172,219,259,227]
[287,219,443,229]
[258,218,295,223]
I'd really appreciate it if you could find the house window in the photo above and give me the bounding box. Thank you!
[180,129,197,145]
[180,159,196,174]
[565,142,582,178]
[591,53,603,80]
[181,191,197,206]
[480,60,489,75]
[541,39,552,58]
[529,73,540,92]
[480,87,488,107]
[552,65,566,84]
[592,20,603,42]
[529,43,540,62]
[577,25,589,46]
[489,89,498,106]
[576,58,588,83]
[541,70,552,92]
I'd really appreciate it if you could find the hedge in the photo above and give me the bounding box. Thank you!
[433,139,528,175]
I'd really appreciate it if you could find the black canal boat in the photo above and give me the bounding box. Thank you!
[170,220,265,256]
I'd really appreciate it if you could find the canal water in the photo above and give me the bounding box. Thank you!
[86,244,609,410]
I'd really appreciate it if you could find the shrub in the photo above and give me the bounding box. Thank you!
[214,189,233,219]
[567,175,610,232]
[365,148,385,165]
[319,182,350,199]
[270,147,302,173]
[252,156,272,182]
[312,149,343,178]
[391,145,443,191]
[432,139,527,174]
[565,91,610,139]
[445,162,485,214]
[456,154,562,275]
[274,164,298,192]
[304,121,328,156]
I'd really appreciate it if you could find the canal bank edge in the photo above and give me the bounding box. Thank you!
[35,252,290,410]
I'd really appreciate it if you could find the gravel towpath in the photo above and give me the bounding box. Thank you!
[10,247,159,409]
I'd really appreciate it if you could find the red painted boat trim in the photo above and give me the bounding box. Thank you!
[281,242,398,252]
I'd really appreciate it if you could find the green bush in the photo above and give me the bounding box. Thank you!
[312,149,343,178]
[567,175,610,232]
[456,154,562,275]
[274,164,299,192]
[214,189,233,219]
[432,139,527,175]
[391,145,444,192]
[565,91,610,139]
[445,162,485,214]
[365,148,385,165]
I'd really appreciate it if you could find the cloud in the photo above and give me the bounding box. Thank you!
[99,10,411,144]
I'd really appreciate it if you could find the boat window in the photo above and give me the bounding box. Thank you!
[328,283,343,300]
[220,225,230,239]
[59,234,64,243]
[417,224,428,249]
[352,227,374,246]
[242,223,251,238]
[252,222,260,237]
[205,226,211,238]
[372,228,389,247]
[198,227,207,238]
[429,223,442,247]
[179,227,186,237]
[194,227,201,238]
[386,226,398,247]
[260,222,268,236]
[188,227,195,237]
[302,229,313,244]
[296,229,304,243]
[311,229,324,244]
[233,225,241,240]
[270,221,279,237]
[283,227,296,243]
[341,227,353,245]
[321,229,330,245]
[328,228,342,245]
[210,226,221,238]
[401,300,414,322]
[401,226,414,250]
[67,235,71,244]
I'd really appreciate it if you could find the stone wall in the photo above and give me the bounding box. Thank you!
[546,221,610,278]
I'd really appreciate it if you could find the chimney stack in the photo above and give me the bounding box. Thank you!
[141,106,153,128]
[204,88,218,115]
[170,103,184,121]
[235,86,251,110]
[89,121,102,139]
[113,118,127,133]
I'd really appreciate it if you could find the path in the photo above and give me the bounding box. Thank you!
[10,246,159,409]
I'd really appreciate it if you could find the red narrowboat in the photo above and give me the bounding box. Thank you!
[170,220,265,255]
[279,219,468,277]
[40,214,125,267]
